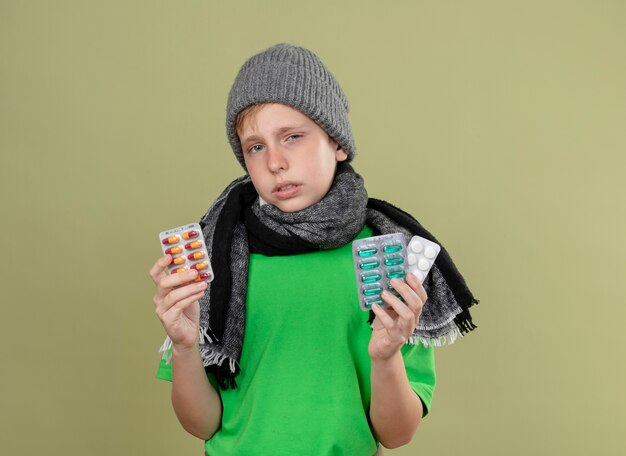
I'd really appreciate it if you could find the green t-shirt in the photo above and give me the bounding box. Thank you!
[157,226,436,455]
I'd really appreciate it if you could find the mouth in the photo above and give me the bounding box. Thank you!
[273,182,302,199]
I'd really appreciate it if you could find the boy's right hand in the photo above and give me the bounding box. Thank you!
[149,255,208,350]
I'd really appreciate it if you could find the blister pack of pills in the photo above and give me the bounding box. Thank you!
[158,223,214,282]
[352,233,441,311]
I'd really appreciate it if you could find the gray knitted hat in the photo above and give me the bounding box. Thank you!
[226,43,356,169]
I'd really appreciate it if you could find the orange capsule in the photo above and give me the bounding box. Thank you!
[194,272,210,282]
[182,230,199,240]
[165,246,183,255]
[185,241,202,250]
[191,262,208,271]
[187,251,205,260]
[171,256,186,265]
[170,266,188,274]
[162,235,180,245]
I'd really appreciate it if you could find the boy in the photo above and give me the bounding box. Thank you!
[149,43,477,455]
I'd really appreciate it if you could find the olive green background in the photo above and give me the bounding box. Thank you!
[1,1,624,455]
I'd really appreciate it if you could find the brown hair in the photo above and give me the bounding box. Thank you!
[234,103,269,137]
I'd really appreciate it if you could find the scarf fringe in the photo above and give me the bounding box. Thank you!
[159,336,173,363]
[198,346,240,390]
[199,347,229,367]
[158,333,240,389]
[415,308,462,332]
[409,326,463,347]
[454,301,479,334]
[158,325,218,365]
[199,326,215,344]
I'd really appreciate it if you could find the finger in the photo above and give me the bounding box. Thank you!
[389,278,424,317]
[381,288,419,337]
[158,268,200,292]
[370,302,397,330]
[383,283,416,320]
[149,255,172,285]
[378,292,413,329]
[154,269,200,305]
[406,272,427,303]
[371,305,399,328]
[162,288,205,320]
[157,279,207,314]
[154,270,202,315]
[371,302,409,344]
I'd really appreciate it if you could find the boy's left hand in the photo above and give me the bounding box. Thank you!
[368,272,426,361]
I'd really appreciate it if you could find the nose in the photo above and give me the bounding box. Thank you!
[266,145,288,174]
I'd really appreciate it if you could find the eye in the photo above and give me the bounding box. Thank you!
[247,144,264,154]
[286,134,302,142]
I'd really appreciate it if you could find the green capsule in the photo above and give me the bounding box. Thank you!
[359,259,380,270]
[384,254,404,266]
[386,268,406,280]
[364,298,384,309]
[357,245,378,257]
[363,284,383,296]
[382,243,403,253]
[361,271,382,283]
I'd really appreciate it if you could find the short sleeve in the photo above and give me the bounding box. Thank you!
[401,343,436,417]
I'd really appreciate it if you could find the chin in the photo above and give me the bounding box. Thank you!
[275,204,304,213]
[274,199,311,213]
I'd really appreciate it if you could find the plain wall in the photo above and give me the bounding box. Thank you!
[1,1,625,454]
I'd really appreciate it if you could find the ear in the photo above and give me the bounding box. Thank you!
[335,148,348,162]
[332,140,348,162]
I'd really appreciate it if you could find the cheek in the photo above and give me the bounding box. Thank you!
[245,164,268,192]
[311,160,337,189]
[310,149,337,174]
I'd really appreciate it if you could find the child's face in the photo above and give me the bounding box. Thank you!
[238,103,348,212]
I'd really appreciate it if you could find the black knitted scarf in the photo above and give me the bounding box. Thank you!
[160,163,478,389]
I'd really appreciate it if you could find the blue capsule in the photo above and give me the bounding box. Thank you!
[383,242,403,253]
[357,245,378,257]
[361,271,382,283]
[359,259,380,270]
[384,254,404,266]
[386,267,406,280]
[364,297,384,309]
[363,284,383,297]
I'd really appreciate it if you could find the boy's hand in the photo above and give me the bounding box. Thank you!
[149,255,207,350]
[368,273,426,361]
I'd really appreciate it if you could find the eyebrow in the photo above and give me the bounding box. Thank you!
[241,125,306,145]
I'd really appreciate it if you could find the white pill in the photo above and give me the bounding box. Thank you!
[418,258,430,270]
[411,241,423,253]
[408,253,417,265]
[424,246,437,259]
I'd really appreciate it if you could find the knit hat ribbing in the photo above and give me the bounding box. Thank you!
[226,43,356,169]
